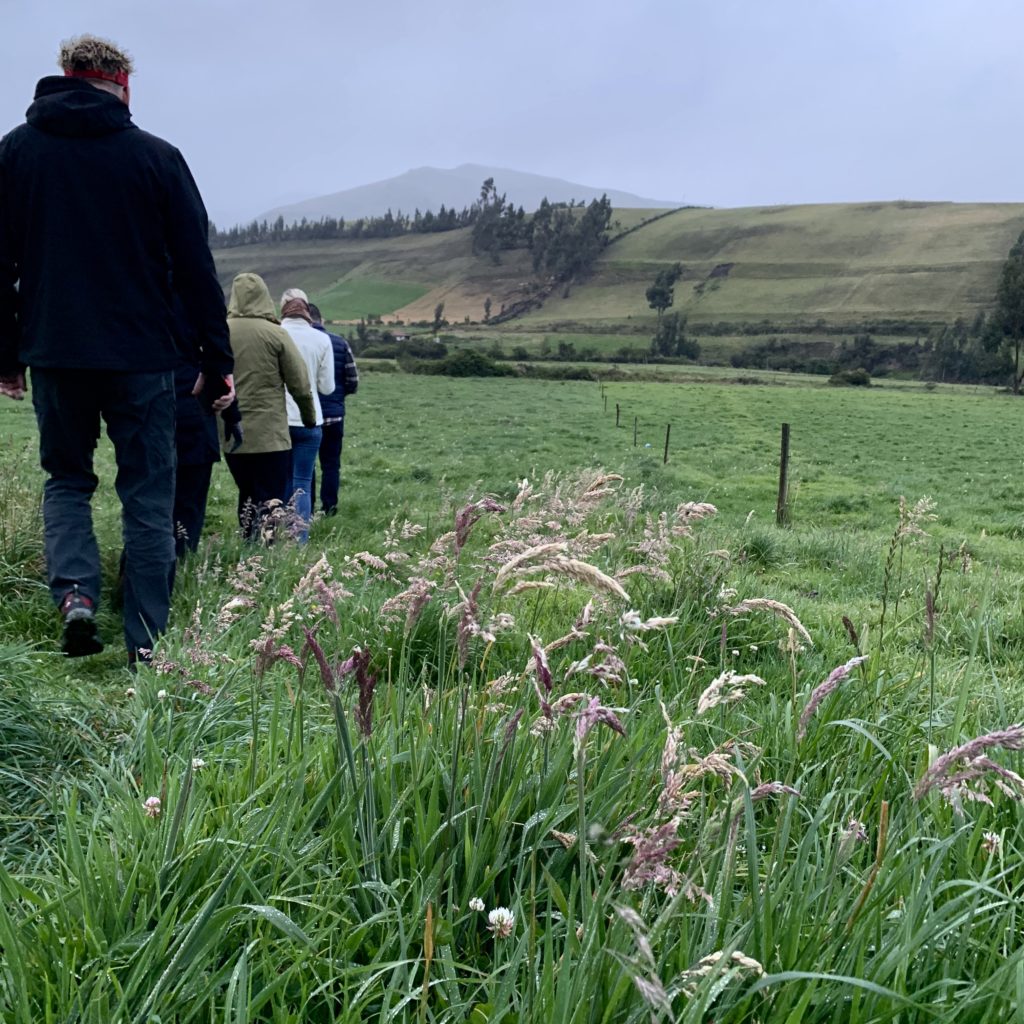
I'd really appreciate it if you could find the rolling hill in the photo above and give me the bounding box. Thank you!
[256,164,680,225]
[214,200,1024,330]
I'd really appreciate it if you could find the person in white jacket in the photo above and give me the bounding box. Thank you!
[279,287,334,542]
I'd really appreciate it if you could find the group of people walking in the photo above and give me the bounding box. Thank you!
[216,277,357,547]
[0,34,356,666]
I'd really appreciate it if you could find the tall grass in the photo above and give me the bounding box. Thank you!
[1,463,1022,1022]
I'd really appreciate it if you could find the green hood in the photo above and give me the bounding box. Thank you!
[227,273,279,322]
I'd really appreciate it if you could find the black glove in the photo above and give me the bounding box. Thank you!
[225,420,244,453]
[221,398,243,453]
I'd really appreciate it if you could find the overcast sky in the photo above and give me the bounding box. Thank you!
[2,0,1021,225]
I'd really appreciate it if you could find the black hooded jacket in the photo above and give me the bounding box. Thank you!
[0,76,232,378]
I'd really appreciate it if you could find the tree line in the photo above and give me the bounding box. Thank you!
[209,178,615,286]
[471,178,614,287]
[209,204,478,249]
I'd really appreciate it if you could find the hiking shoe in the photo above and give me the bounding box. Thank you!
[60,587,103,657]
[127,647,153,673]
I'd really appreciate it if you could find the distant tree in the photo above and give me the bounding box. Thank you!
[646,263,683,324]
[483,297,492,322]
[529,198,554,272]
[992,232,1024,393]
[472,178,506,263]
[353,317,369,352]
[650,312,698,359]
[433,301,446,334]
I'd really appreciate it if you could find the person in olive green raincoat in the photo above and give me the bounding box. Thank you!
[224,272,317,539]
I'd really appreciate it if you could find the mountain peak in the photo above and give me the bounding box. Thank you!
[256,165,681,224]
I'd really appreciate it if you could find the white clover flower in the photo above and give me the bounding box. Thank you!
[191,758,206,771]
[156,689,168,700]
[982,831,1001,855]
[124,687,136,698]
[143,796,162,818]
[469,897,485,912]
[487,906,515,939]
[731,648,740,658]
[841,818,868,846]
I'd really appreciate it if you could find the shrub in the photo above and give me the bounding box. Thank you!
[829,367,872,387]
[408,349,513,377]
[363,338,448,360]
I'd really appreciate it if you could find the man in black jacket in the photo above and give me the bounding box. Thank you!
[0,35,234,665]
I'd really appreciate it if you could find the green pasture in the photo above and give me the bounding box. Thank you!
[495,201,1024,328]
[3,372,1024,1021]
[314,276,431,322]
[4,372,1024,632]
[214,200,1024,332]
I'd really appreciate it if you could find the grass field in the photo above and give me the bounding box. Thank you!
[213,200,1024,333]
[3,372,1024,1021]
[524,201,1024,328]
[313,277,431,322]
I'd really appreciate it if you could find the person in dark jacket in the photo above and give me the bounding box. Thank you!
[0,35,235,666]
[309,303,358,515]
[171,301,242,558]
[173,363,219,558]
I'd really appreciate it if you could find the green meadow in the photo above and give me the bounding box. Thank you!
[2,372,1024,1021]
[313,278,430,323]
[213,200,1024,331]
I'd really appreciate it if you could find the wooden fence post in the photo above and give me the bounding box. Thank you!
[663,423,671,465]
[776,422,791,526]
[615,403,620,427]
[633,416,638,446]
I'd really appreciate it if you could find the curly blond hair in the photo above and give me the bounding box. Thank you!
[58,35,134,77]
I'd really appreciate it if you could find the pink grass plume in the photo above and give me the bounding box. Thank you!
[797,655,868,741]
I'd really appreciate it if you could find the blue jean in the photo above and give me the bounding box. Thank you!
[288,426,322,543]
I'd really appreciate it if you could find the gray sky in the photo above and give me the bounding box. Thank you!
[2,0,1021,225]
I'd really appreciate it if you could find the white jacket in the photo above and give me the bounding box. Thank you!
[281,317,335,427]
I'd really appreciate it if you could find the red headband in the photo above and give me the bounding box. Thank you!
[64,67,129,88]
